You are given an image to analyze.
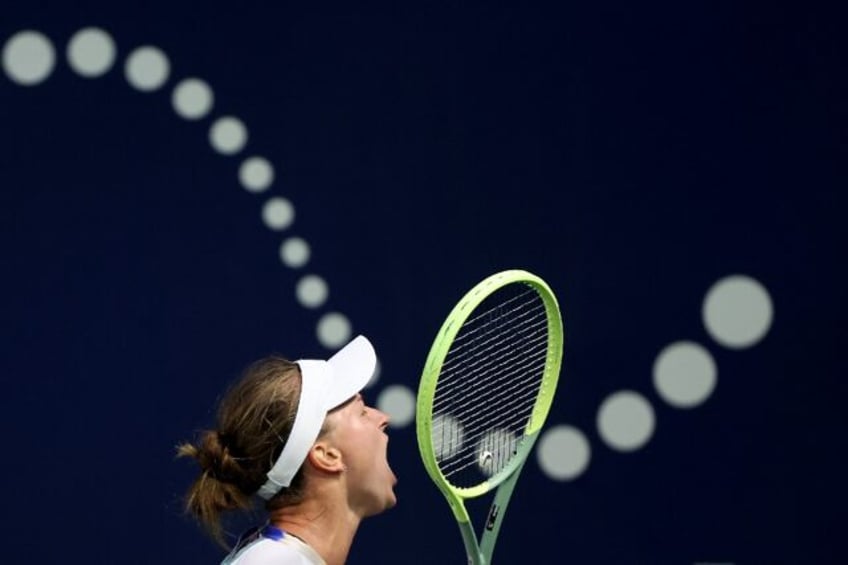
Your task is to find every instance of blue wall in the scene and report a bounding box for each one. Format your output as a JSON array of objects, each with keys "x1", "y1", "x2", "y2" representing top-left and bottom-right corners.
[{"x1": 1, "y1": 2, "x2": 845, "y2": 563}]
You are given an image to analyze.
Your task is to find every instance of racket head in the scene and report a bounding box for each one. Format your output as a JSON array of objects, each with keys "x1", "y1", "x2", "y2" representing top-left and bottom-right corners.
[{"x1": 416, "y1": 269, "x2": 564, "y2": 501}]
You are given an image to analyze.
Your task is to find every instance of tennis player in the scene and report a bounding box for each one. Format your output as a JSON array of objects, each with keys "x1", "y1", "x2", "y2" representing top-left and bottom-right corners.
[{"x1": 178, "y1": 335, "x2": 397, "y2": 564}]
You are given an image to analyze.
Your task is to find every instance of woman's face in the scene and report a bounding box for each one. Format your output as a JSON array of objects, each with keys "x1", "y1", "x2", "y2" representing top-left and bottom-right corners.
[{"x1": 324, "y1": 394, "x2": 397, "y2": 516}]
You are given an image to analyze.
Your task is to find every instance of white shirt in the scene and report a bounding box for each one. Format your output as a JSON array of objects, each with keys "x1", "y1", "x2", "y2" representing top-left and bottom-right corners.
[{"x1": 222, "y1": 525, "x2": 326, "y2": 565}]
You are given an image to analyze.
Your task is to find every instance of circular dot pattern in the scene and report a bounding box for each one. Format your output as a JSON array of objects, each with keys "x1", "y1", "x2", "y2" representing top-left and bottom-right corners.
[
  {"x1": 239, "y1": 156, "x2": 275, "y2": 193},
  {"x1": 317, "y1": 313, "x2": 352, "y2": 349},
  {"x1": 262, "y1": 197, "x2": 295, "y2": 231},
  {"x1": 280, "y1": 237, "x2": 310, "y2": 268},
  {"x1": 653, "y1": 341, "x2": 717, "y2": 408},
  {"x1": 125, "y1": 46, "x2": 170, "y2": 91},
  {"x1": 296, "y1": 275, "x2": 328, "y2": 309},
  {"x1": 432, "y1": 414, "x2": 465, "y2": 462},
  {"x1": 209, "y1": 116, "x2": 247, "y2": 154},
  {"x1": 377, "y1": 385, "x2": 416, "y2": 428},
  {"x1": 703, "y1": 275, "x2": 774, "y2": 349},
  {"x1": 537, "y1": 425, "x2": 591, "y2": 481},
  {"x1": 172, "y1": 78, "x2": 214, "y2": 119},
  {"x1": 67, "y1": 27, "x2": 115, "y2": 77},
  {"x1": 2, "y1": 30, "x2": 55, "y2": 85},
  {"x1": 597, "y1": 390, "x2": 655, "y2": 452},
  {"x1": 1, "y1": 27, "x2": 777, "y2": 490}
]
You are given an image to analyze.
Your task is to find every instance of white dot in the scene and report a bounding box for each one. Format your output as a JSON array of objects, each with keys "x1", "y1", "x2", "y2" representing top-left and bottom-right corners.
[
  {"x1": 432, "y1": 414, "x2": 465, "y2": 461},
  {"x1": 477, "y1": 429, "x2": 518, "y2": 477},
  {"x1": 296, "y1": 275, "x2": 328, "y2": 309},
  {"x1": 172, "y1": 78, "x2": 214, "y2": 119},
  {"x1": 536, "y1": 425, "x2": 591, "y2": 481},
  {"x1": 239, "y1": 156, "x2": 275, "y2": 193},
  {"x1": 2, "y1": 30, "x2": 56, "y2": 85},
  {"x1": 317, "y1": 313, "x2": 352, "y2": 348},
  {"x1": 653, "y1": 341, "x2": 717, "y2": 408},
  {"x1": 209, "y1": 116, "x2": 248, "y2": 155},
  {"x1": 262, "y1": 197, "x2": 295, "y2": 231},
  {"x1": 597, "y1": 391, "x2": 655, "y2": 452},
  {"x1": 125, "y1": 46, "x2": 169, "y2": 91},
  {"x1": 377, "y1": 385, "x2": 416, "y2": 428},
  {"x1": 279, "y1": 237, "x2": 310, "y2": 268},
  {"x1": 66, "y1": 27, "x2": 115, "y2": 77},
  {"x1": 703, "y1": 275, "x2": 774, "y2": 349}
]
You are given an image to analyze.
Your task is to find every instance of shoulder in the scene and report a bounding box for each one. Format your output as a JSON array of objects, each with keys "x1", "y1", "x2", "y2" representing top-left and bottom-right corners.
[{"x1": 222, "y1": 536, "x2": 323, "y2": 565}]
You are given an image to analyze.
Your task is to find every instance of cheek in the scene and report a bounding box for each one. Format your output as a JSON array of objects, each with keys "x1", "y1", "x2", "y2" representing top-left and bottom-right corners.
[
  {"x1": 373, "y1": 434, "x2": 389, "y2": 458},
  {"x1": 359, "y1": 432, "x2": 384, "y2": 461}
]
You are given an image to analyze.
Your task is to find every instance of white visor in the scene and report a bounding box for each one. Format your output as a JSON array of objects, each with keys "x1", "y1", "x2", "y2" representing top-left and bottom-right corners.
[{"x1": 256, "y1": 335, "x2": 376, "y2": 499}]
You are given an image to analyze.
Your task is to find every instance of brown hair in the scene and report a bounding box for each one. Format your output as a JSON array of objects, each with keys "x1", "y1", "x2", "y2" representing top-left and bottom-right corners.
[{"x1": 177, "y1": 355, "x2": 311, "y2": 547}]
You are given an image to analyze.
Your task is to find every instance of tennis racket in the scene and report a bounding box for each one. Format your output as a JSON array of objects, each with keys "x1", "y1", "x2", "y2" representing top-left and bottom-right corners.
[{"x1": 416, "y1": 269, "x2": 564, "y2": 565}]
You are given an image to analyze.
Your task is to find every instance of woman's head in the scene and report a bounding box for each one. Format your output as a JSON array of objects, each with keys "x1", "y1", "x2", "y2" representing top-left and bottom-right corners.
[{"x1": 178, "y1": 336, "x2": 379, "y2": 546}]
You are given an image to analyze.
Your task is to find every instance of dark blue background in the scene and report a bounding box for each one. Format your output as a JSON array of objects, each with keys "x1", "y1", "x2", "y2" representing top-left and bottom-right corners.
[{"x1": 2, "y1": 2, "x2": 845, "y2": 563}]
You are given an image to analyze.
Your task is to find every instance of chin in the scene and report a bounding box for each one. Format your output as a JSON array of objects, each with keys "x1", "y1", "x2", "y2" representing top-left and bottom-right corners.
[
  {"x1": 364, "y1": 497, "x2": 396, "y2": 518},
  {"x1": 379, "y1": 488, "x2": 398, "y2": 514}
]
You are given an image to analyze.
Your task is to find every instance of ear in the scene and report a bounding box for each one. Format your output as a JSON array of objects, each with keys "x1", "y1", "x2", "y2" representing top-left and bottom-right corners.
[{"x1": 306, "y1": 440, "x2": 345, "y2": 474}]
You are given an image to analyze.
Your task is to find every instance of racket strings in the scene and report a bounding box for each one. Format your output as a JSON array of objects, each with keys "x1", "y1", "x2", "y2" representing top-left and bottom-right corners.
[
  {"x1": 433, "y1": 379, "x2": 539, "y2": 454},
  {"x1": 435, "y1": 294, "x2": 548, "y2": 414},
  {"x1": 435, "y1": 321, "x2": 548, "y2": 398},
  {"x1": 433, "y1": 354, "x2": 538, "y2": 473},
  {"x1": 430, "y1": 284, "x2": 550, "y2": 488},
  {"x1": 433, "y1": 335, "x2": 547, "y2": 415},
  {"x1": 434, "y1": 351, "x2": 546, "y2": 447},
  {"x1": 453, "y1": 287, "x2": 540, "y2": 338},
  {"x1": 439, "y1": 374, "x2": 540, "y2": 438},
  {"x1": 443, "y1": 293, "x2": 545, "y2": 367},
  {"x1": 434, "y1": 300, "x2": 547, "y2": 404},
  {"x1": 436, "y1": 399, "x2": 537, "y2": 475}
]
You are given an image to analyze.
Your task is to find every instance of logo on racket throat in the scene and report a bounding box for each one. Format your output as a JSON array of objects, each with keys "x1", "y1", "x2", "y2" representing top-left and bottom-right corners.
[{"x1": 485, "y1": 503, "x2": 501, "y2": 531}]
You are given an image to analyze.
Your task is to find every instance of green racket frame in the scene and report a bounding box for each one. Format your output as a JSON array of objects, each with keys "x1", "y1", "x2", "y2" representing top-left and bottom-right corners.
[{"x1": 416, "y1": 269, "x2": 564, "y2": 565}]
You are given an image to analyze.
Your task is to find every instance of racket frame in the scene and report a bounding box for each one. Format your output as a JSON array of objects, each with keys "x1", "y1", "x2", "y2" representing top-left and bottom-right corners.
[{"x1": 416, "y1": 270, "x2": 564, "y2": 565}]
